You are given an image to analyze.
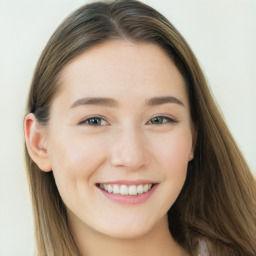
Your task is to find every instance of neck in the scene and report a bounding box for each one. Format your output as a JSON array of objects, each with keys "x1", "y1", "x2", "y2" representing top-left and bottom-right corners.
[{"x1": 70, "y1": 214, "x2": 187, "y2": 256}]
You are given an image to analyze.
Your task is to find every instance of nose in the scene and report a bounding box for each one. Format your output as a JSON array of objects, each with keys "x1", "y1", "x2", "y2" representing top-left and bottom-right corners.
[{"x1": 110, "y1": 125, "x2": 150, "y2": 171}]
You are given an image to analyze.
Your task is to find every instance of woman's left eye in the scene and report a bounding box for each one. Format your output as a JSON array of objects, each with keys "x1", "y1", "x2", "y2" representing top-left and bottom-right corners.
[
  {"x1": 147, "y1": 116, "x2": 176, "y2": 125},
  {"x1": 79, "y1": 117, "x2": 108, "y2": 126}
]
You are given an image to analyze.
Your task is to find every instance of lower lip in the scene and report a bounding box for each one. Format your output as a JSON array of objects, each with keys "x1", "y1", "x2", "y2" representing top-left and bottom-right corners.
[{"x1": 98, "y1": 185, "x2": 158, "y2": 205}]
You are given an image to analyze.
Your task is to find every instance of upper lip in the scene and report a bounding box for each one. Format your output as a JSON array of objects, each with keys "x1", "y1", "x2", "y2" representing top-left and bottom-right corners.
[{"x1": 96, "y1": 180, "x2": 157, "y2": 185}]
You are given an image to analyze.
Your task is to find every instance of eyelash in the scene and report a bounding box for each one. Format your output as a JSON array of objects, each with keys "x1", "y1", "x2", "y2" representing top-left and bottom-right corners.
[{"x1": 79, "y1": 115, "x2": 177, "y2": 126}]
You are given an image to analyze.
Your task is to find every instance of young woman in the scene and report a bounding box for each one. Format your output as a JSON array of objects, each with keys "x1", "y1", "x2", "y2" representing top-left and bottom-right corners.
[{"x1": 24, "y1": 1, "x2": 256, "y2": 255}]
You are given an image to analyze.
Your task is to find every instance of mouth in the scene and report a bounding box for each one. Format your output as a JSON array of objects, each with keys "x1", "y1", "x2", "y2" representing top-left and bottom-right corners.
[{"x1": 96, "y1": 183, "x2": 155, "y2": 196}]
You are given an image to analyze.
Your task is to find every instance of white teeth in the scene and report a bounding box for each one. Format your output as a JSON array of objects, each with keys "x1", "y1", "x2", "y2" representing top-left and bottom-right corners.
[
  {"x1": 107, "y1": 184, "x2": 113, "y2": 193},
  {"x1": 112, "y1": 184, "x2": 119, "y2": 194},
  {"x1": 137, "y1": 185, "x2": 144, "y2": 194},
  {"x1": 128, "y1": 185, "x2": 137, "y2": 196},
  {"x1": 143, "y1": 184, "x2": 149, "y2": 192},
  {"x1": 99, "y1": 183, "x2": 154, "y2": 196},
  {"x1": 120, "y1": 185, "x2": 129, "y2": 195}
]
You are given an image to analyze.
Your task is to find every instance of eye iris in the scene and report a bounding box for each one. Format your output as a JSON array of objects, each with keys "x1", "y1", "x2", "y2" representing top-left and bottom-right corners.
[
  {"x1": 151, "y1": 117, "x2": 163, "y2": 124},
  {"x1": 88, "y1": 118, "x2": 101, "y2": 125}
]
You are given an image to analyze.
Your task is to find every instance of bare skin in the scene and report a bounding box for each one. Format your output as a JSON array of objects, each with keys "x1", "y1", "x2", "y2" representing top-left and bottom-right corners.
[{"x1": 70, "y1": 213, "x2": 188, "y2": 256}]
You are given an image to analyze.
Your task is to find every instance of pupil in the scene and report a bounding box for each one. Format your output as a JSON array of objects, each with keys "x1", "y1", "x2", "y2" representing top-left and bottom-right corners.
[{"x1": 90, "y1": 118, "x2": 100, "y2": 125}]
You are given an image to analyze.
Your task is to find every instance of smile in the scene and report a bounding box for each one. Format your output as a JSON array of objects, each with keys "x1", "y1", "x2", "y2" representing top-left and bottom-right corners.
[{"x1": 97, "y1": 183, "x2": 154, "y2": 196}]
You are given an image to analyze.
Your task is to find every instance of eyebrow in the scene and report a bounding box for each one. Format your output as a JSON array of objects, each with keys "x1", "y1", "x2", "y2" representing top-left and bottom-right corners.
[
  {"x1": 145, "y1": 96, "x2": 184, "y2": 107},
  {"x1": 70, "y1": 97, "x2": 119, "y2": 108},
  {"x1": 70, "y1": 96, "x2": 184, "y2": 109}
]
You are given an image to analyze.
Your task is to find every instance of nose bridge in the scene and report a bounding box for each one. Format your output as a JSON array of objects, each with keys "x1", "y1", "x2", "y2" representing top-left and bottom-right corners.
[{"x1": 110, "y1": 123, "x2": 149, "y2": 170}]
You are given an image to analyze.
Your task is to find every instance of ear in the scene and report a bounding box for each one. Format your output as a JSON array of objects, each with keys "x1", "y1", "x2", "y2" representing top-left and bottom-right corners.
[
  {"x1": 24, "y1": 113, "x2": 52, "y2": 172},
  {"x1": 189, "y1": 124, "x2": 198, "y2": 161}
]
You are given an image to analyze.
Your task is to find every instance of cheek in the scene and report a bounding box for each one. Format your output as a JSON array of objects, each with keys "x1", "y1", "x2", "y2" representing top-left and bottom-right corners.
[
  {"x1": 48, "y1": 130, "x2": 108, "y2": 188},
  {"x1": 152, "y1": 128, "x2": 192, "y2": 176},
  {"x1": 155, "y1": 129, "x2": 192, "y2": 166},
  {"x1": 144, "y1": 129, "x2": 192, "y2": 217}
]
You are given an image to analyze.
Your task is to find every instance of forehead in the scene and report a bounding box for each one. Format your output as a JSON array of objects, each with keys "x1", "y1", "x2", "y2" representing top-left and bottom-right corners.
[{"x1": 56, "y1": 40, "x2": 188, "y2": 107}]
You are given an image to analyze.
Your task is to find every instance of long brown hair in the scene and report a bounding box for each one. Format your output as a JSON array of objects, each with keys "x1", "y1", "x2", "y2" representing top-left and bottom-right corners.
[{"x1": 24, "y1": 1, "x2": 256, "y2": 255}]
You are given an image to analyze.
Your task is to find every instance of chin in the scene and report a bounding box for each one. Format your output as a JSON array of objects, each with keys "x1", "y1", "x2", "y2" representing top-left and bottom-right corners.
[
  {"x1": 103, "y1": 227, "x2": 151, "y2": 240},
  {"x1": 97, "y1": 218, "x2": 158, "y2": 240}
]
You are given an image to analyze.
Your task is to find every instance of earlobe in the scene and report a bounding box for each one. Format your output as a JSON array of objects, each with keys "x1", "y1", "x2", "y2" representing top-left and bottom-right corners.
[{"x1": 24, "y1": 113, "x2": 52, "y2": 172}]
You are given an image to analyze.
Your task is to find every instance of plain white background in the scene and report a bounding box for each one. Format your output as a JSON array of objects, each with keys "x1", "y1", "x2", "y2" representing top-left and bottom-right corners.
[{"x1": 0, "y1": 0, "x2": 255, "y2": 255}]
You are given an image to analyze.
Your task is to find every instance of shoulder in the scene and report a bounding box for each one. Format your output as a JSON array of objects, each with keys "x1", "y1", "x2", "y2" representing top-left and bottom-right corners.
[{"x1": 198, "y1": 239, "x2": 210, "y2": 256}]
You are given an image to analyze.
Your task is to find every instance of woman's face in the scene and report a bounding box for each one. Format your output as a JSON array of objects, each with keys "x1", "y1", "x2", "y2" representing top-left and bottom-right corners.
[{"x1": 43, "y1": 40, "x2": 195, "y2": 239}]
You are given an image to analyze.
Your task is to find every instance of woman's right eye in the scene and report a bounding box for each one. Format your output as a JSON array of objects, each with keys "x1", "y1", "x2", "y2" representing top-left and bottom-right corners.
[{"x1": 79, "y1": 117, "x2": 108, "y2": 126}]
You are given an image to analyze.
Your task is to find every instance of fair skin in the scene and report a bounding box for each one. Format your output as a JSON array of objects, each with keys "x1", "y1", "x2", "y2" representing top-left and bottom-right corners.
[{"x1": 25, "y1": 40, "x2": 195, "y2": 256}]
